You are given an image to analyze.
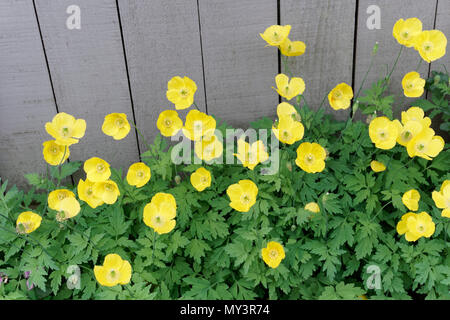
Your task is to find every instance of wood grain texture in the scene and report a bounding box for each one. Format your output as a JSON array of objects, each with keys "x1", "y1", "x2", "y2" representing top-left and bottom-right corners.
[
  {"x1": 198, "y1": 0, "x2": 278, "y2": 127},
  {"x1": 281, "y1": 0, "x2": 357, "y2": 121},
  {"x1": 34, "y1": 0, "x2": 140, "y2": 182},
  {"x1": 354, "y1": 0, "x2": 437, "y2": 120},
  {"x1": 0, "y1": 0, "x2": 57, "y2": 188},
  {"x1": 118, "y1": 0, "x2": 206, "y2": 150},
  {"x1": 430, "y1": 0, "x2": 450, "y2": 74}
]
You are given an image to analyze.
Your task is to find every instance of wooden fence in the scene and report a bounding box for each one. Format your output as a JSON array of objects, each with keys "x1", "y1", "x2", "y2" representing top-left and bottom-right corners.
[{"x1": 1, "y1": 0, "x2": 449, "y2": 188}]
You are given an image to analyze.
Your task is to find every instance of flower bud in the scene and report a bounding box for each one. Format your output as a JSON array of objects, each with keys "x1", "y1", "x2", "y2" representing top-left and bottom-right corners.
[
  {"x1": 296, "y1": 95, "x2": 302, "y2": 105},
  {"x1": 434, "y1": 75, "x2": 440, "y2": 84},
  {"x1": 372, "y1": 42, "x2": 379, "y2": 55},
  {"x1": 286, "y1": 161, "x2": 292, "y2": 172},
  {"x1": 174, "y1": 175, "x2": 181, "y2": 185}
]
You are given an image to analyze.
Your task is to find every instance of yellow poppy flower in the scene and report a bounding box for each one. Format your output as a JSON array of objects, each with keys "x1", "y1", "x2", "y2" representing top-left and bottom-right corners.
[
  {"x1": 48, "y1": 189, "x2": 76, "y2": 211},
  {"x1": 94, "y1": 253, "x2": 132, "y2": 287},
  {"x1": 401, "y1": 106, "x2": 432, "y2": 129},
  {"x1": 397, "y1": 211, "x2": 435, "y2": 242},
  {"x1": 370, "y1": 160, "x2": 386, "y2": 173},
  {"x1": 143, "y1": 193, "x2": 177, "y2": 234},
  {"x1": 182, "y1": 110, "x2": 216, "y2": 141},
  {"x1": 295, "y1": 142, "x2": 326, "y2": 173},
  {"x1": 102, "y1": 113, "x2": 131, "y2": 140},
  {"x1": 45, "y1": 112, "x2": 86, "y2": 146},
  {"x1": 276, "y1": 102, "x2": 300, "y2": 121},
  {"x1": 226, "y1": 180, "x2": 258, "y2": 213},
  {"x1": 93, "y1": 180, "x2": 120, "y2": 205},
  {"x1": 272, "y1": 115, "x2": 304, "y2": 145},
  {"x1": 402, "y1": 72, "x2": 425, "y2": 97},
  {"x1": 273, "y1": 73, "x2": 305, "y2": 100},
  {"x1": 16, "y1": 212, "x2": 42, "y2": 234},
  {"x1": 55, "y1": 197, "x2": 81, "y2": 222},
  {"x1": 156, "y1": 110, "x2": 183, "y2": 137},
  {"x1": 402, "y1": 189, "x2": 420, "y2": 211},
  {"x1": 414, "y1": 30, "x2": 447, "y2": 63},
  {"x1": 42, "y1": 140, "x2": 70, "y2": 166},
  {"x1": 126, "y1": 162, "x2": 151, "y2": 188},
  {"x1": 279, "y1": 38, "x2": 306, "y2": 56},
  {"x1": 328, "y1": 83, "x2": 354, "y2": 110},
  {"x1": 194, "y1": 135, "x2": 223, "y2": 162},
  {"x1": 77, "y1": 178, "x2": 104, "y2": 209},
  {"x1": 261, "y1": 241, "x2": 285, "y2": 269},
  {"x1": 368, "y1": 117, "x2": 399, "y2": 150},
  {"x1": 432, "y1": 180, "x2": 450, "y2": 218},
  {"x1": 393, "y1": 119, "x2": 424, "y2": 146},
  {"x1": 304, "y1": 202, "x2": 320, "y2": 213},
  {"x1": 166, "y1": 76, "x2": 197, "y2": 110},
  {"x1": 406, "y1": 127, "x2": 444, "y2": 160},
  {"x1": 234, "y1": 140, "x2": 269, "y2": 170},
  {"x1": 83, "y1": 157, "x2": 111, "y2": 182},
  {"x1": 190, "y1": 167, "x2": 212, "y2": 192},
  {"x1": 260, "y1": 25, "x2": 291, "y2": 46},
  {"x1": 392, "y1": 18, "x2": 423, "y2": 47}
]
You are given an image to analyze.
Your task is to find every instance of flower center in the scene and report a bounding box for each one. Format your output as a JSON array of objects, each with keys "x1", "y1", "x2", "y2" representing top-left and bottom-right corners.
[
  {"x1": 51, "y1": 147, "x2": 58, "y2": 154},
  {"x1": 180, "y1": 89, "x2": 189, "y2": 97},
  {"x1": 115, "y1": 119, "x2": 125, "y2": 128},
  {"x1": 282, "y1": 130, "x2": 290, "y2": 139},
  {"x1": 153, "y1": 214, "x2": 165, "y2": 227},
  {"x1": 378, "y1": 129, "x2": 387, "y2": 140},
  {"x1": 107, "y1": 269, "x2": 120, "y2": 283},
  {"x1": 305, "y1": 154, "x2": 315, "y2": 164},
  {"x1": 416, "y1": 223, "x2": 425, "y2": 233},
  {"x1": 16, "y1": 222, "x2": 32, "y2": 234},
  {"x1": 200, "y1": 176, "x2": 208, "y2": 184},
  {"x1": 333, "y1": 90, "x2": 342, "y2": 99},
  {"x1": 402, "y1": 131, "x2": 412, "y2": 142},
  {"x1": 137, "y1": 171, "x2": 144, "y2": 178},
  {"x1": 61, "y1": 127, "x2": 70, "y2": 137},
  {"x1": 87, "y1": 188, "x2": 93, "y2": 196},
  {"x1": 269, "y1": 249, "x2": 278, "y2": 259},
  {"x1": 423, "y1": 42, "x2": 433, "y2": 52},
  {"x1": 97, "y1": 164, "x2": 105, "y2": 172},
  {"x1": 105, "y1": 183, "x2": 113, "y2": 192},
  {"x1": 417, "y1": 143, "x2": 425, "y2": 151},
  {"x1": 58, "y1": 193, "x2": 66, "y2": 200},
  {"x1": 164, "y1": 119, "x2": 172, "y2": 127},
  {"x1": 240, "y1": 194, "x2": 251, "y2": 205},
  {"x1": 402, "y1": 31, "x2": 409, "y2": 39}
]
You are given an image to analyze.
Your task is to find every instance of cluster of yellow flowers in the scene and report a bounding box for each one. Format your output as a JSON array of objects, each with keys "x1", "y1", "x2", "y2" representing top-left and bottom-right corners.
[
  {"x1": 14, "y1": 18, "x2": 449, "y2": 287},
  {"x1": 369, "y1": 107, "x2": 444, "y2": 160},
  {"x1": 393, "y1": 18, "x2": 447, "y2": 98},
  {"x1": 260, "y1": 25, "x2": 306, "y2": 57},
  {"x1": 393, "y1": 18, "x2": 447, "y2": 63}
]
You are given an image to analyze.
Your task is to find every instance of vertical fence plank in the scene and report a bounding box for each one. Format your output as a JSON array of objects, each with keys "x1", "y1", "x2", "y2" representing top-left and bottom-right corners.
[
  {"x1": 354, "y1": 0, "x2": 437, "y2": 120},
  {"x1": 118, "y1": 0, "x2": 206, "y2": 150},
  {"x1": 34, "y1": 0, "x2": 140, "y2": 181},
  {"x1": 0, "y1": 0, "x2": 57, "y2": 188},
  {"x1": 281, "y1": 0, "x2": 357, "y2": 120},
  {"x1": 430, "y1": 0, "x2": 450, "y2": 73},
  {"x1": 198, "y1": 0, "x2": 278, "y2": 127}
]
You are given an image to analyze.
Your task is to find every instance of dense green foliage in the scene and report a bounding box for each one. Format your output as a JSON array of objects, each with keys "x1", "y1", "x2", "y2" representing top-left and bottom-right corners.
[{"x1": 0, "y1": 71, "x2": 449, "y2": 300}]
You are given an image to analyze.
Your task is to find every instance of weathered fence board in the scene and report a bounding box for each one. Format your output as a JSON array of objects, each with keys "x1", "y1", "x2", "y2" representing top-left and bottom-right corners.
[
  {"x1": 431, "y1": 0, "x2": 450, "y2": 73},
  {"x1": 198, "y1": 0, "x2": 278, "y2": 127},
  {"x1": 0, "y1": 0, "x2": 57, "y2": 187},
  {"x1": 281, "y1": 0, "x2": 357, "y2": 120},
  {"x1": 0, "y1": 0, "x2": 448, "y2": 189},
  {"x1": 354, "y1": 0, "x2": 437, "y2": 120},
  {"x1": 34, "y1": 0, "x2": 140, "y2": 182},
  {"x1": 118, "y1": 0, "x2": 206, "y2": 152}
]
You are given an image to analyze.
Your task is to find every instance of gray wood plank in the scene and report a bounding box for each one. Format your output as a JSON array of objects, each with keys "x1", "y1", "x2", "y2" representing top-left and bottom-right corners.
[
  {"x1": 0, "y1": 0, "x2": 57, "y2": 188},
  {"x1": 430, "y1": 0, "x2": 450, "y2": 74},
  {"x1": 354, "y1": 0, "x2": 437, "y2": 120},
  {"x1": 118, "y1": 0, "x2": 206, "y2": 151},
  {"x1": 198, "y1": 0, "x2": 278, "y2": 127},
  {"x1": 281, "y1": 0, "x2": 357, "y2": 121},
  {"x1": 34, "y1": 0, "x2": 140, "y2": 181}
]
